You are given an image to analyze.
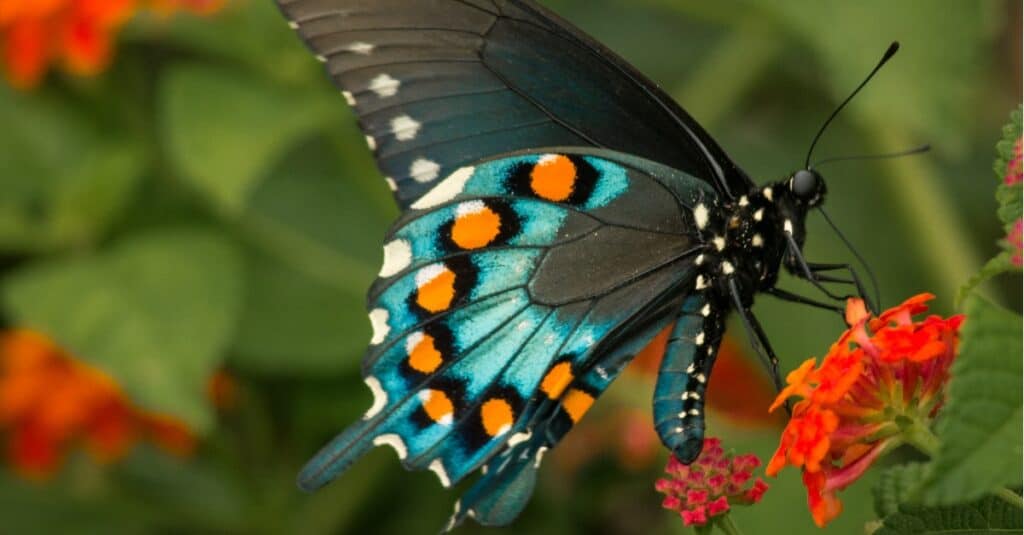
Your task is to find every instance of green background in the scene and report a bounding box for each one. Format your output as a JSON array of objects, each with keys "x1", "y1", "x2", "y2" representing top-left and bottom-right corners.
[{"x1": 0, "y1": 0, "x2": 1019, "y2": 533}]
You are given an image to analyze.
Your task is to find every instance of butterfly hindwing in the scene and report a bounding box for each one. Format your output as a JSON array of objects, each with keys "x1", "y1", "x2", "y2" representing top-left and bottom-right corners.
[
  {"x1": 298, "y1": 149, "x2": 714, "y2": 495},
  {"x1": 275, "y1": 0, "x2": 752, "y2": 209}
]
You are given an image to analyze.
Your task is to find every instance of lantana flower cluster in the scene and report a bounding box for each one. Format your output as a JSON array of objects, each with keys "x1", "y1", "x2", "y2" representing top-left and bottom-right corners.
[
  {"x1": 0, "y1": 0, "x2": 223, "y2": 89},
  {"x1": 766, "y1": 293, "x2": 963, "y2": 527},
  {"x1": 0, "y1": 329, "x2": 204, "y2": 480},
  {"x1": 655, "y1": 438, "x2": 769, "y2": 527}
]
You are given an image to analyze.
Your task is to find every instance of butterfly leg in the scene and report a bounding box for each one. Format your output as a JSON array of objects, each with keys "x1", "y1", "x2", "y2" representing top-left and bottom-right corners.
[
  {"x1": 783, "y1": 234, "x2": 857, "y2": 304},
  {"x1": 727, "y1": 279, "x2": 785, "y2": 395},
  {"x1": 806, "y1": 262, "x2": 878, "y2": 314},
  {"x1": 765, "y1": 287, "x2": 845, "y2": 317}
]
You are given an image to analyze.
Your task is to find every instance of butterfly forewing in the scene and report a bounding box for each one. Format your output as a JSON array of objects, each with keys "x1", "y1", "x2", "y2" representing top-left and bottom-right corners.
[{"x1": 275, "y1": 0, "x2": 752, "y2": 208}]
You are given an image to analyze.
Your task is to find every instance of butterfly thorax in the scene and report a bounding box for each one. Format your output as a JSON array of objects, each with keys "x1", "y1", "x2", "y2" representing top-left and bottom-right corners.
[{"x1": 690, "y1": 180, "x2": 813, "y2": 306}]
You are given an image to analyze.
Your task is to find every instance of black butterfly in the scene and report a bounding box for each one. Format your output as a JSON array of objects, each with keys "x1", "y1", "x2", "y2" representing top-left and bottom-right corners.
[{"x1": 275, "y1": 0, "x2": 894, "y2": 529}]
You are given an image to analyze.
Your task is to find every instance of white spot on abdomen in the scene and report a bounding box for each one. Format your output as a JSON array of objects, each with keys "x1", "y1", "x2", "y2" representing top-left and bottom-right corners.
[
  {"x1": 369, "y1": 73, "x2": 400, "y2": 98},
  {"x1": 784, "y1": 219, "x2": 794, "y2": 234},
  {"x1": 410, "y1": 158, "x2": 441, "y2": 183},
  {"x1": 693, "y1": 203, "x2": 709, "y2": 229},
  {"x1": 391, "y1": 115, "x2": 421, "y2": 141},
  {"x1": 379, "y1": 239, "x2": 412, "y2": 277},
  {"x1": 411, "y1": 166, "x2": 475, "y2": 210},
  {"x1": 369, "y1": 308, "x2": 390, "y2": 345}
]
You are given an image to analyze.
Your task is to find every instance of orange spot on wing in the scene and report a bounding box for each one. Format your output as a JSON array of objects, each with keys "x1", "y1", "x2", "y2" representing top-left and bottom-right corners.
[
  {"x1": 480, "y1": 398, "x2": 513, "y2": 436},
  {"x1": 408, "y1": 334, "x2": 443, "y2": 373},
  {"x1": 540, "y1": 361, "x2": 573, "y2": 399},
  {"x1": 530, "y1": 155, "x2": 576, "y2": 201},
  {"x1": 416, "y1": 268, "x2": 456, "y2": 313},
  {"x1": 422, "y1": 389, "x2": 454, "y2": 424},
  {"x1": 561, "y1": 388, "x2": 595, "y2": 423},
  {"x1": 450, "y1": 206, "x2": 501, "y2": 249}
]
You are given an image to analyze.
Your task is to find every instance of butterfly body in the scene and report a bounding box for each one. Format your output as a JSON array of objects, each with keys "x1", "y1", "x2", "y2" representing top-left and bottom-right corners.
[{"x1": 276, "y1": 0, "x2": 844, "y2": 529}]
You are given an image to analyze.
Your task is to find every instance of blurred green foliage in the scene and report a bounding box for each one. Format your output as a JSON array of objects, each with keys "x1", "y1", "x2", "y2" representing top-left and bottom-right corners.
[{"x1": 0, "y1": 0, "x2": 1019, "y2": 534}]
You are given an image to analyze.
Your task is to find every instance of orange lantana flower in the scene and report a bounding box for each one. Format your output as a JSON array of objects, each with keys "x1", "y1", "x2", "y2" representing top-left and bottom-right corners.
[
  {"x1": 766, "y1": 293, "x2": 963, "y2": 527},
  {"x1": 0, "y1": 0, "x2": 223, "y2": 89},
  {"x1": 0, "y1": 329, "x2": 199, "y2": 480}
]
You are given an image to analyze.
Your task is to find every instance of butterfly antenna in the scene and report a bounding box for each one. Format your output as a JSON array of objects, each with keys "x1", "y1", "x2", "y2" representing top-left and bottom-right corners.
[
  {"x1": 818, "y1": 206, "x2": 881, "y2": 312},
  {"x1": 804, "y1": 41, "x2": 900, "y2": 168},
  {"x1": 812, "y1": 143, "x2": 930, "y2": 169}
]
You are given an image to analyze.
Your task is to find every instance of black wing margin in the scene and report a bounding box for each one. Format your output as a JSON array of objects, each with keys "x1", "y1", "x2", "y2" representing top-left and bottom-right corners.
[{"x1": 275, "y1": 0, "x2": 753, "y2": 209}]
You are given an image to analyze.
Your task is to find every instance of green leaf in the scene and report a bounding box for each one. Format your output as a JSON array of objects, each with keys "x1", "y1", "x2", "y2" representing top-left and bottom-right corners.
[
  {"x1": 753, "y1": 0, "x2": 996, "y2": 149},
  {"x1": 956, "y1": 253, "x2": 1016, "y2": 307},
  {"x1": 1, "y1": 228, "x2": 244, "y2": 432},
  {"x1": 230, "y1": 250, "x2": 367, "y2": 375},
  {"x1": 873, "y1": 495, "x2": 1022, "y2": 535},
  {"x1": 0, "y1": 84, "x2": 144, "y2": 253},
  {"x1": 874, "y1": 463, "x2": 931, "y2": 517},
  {"x1": 920, "y1": 296, "x2": 1023, "y2": 505},
  {"x1": 229, "y1": 138, "x2": 389, "y2": 374},
  {"x1": 160, "y1": 64, "x2": 337, "y2": 214}
]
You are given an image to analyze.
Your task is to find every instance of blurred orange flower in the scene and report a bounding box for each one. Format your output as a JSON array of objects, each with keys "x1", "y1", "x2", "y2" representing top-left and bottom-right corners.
[
  {"x1": 0, "y1": 0, "x2": 223, "y2": 89},
  {"x1": 0, "y1": 329, "x2": 224, "y2": 480},
  {"x1": 766, "y1": 294, "x2": 963, "y2": 527}
]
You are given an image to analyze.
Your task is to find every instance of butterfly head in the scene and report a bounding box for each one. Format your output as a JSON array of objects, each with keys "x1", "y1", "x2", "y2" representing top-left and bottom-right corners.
[{"x1": 788, "y1": 169, "x2": 827, "y2": 208}]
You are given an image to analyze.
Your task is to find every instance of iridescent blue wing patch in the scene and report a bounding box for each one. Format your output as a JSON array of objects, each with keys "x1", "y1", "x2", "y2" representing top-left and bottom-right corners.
[{"x1": 297, "y1": 149, "x2": 714, "y2": 520}]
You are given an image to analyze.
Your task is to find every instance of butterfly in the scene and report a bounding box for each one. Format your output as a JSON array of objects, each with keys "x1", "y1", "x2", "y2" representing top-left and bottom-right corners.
[{"x1": 275, "y1": 0, "x2": 892, "y2": 529}]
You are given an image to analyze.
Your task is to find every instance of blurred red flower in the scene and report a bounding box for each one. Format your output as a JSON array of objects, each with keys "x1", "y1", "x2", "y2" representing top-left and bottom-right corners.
[
  {"x1": 766, "y1": 294, "x2": 963, "y2": 527},
  {"x1": 0, "y1": 0, "x2": 223, "y2": 89},
  {"x1": 655, "y1": 437, "x2": 768, "y2": 528},
  {"x1": 0, "y1": 329, "x2": 225, "y2": 480}
]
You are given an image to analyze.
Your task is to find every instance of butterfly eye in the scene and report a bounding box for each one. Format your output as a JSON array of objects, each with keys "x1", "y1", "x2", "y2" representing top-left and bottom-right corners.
[{"x1": 790, "y1": 169, "x2": 822, "y2": 201}]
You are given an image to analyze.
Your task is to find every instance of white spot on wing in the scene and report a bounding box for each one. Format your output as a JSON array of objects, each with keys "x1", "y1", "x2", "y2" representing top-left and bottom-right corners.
[
  {"x1": 410, "y1": 158, "x2": 441, "y2": 183},
  {"x1": 373, "y1": 434, "x2": 407, "y2": 459},
  {"x1": 391, "y1": 115, "x2": 421, "y2": 141},
  {"x1": 455, "y1": 200, "x2": 486, "y2": 217},
  {"x1": 363, "y1": 376, "x2": 387, "y2": 419},
  {"x1": 346, "y1": 41, "x2": 375, "y2": 55},
  {"x1": 429, "y1": 459, "x2": 452, "y2": 488},
  {"x1": 385, "y1": 177, "x2": 398, "y2": 191},
  {"x1": 316, "y1": 54, "x2": 328, "y2": 63},
  {"x1": 415, "y1": 263, "x2": 447, "y2": 288},
  {"x1": 288, "y1": 21, "x2": 299, "y2": 29},
  {"x1": 507, "y1": 431, "x2": 532, "y2": 448},
  {"x1": 379, "y1": 239, "x2": 412, "y2": 277},
  {"x1": 369, "y1": 73, "x2": 400, "y2": 97},
  {"x1": 369, "y1": 308, "x2": 389, "y2": 345},
  {"x1": 534, "y1": 446, "x2": 548, "y2": 468},
  {"x1": 365, "y1": 135, "x2": 377, "y2": 151},
  {"x1": 693, "y1": 204, "x2": 709, "y2": 229},
  {"x1": 411, "y1": 166, "x2": 475, "y2": 209},
  {"x1": 341, "y1": 91, "x2": 355, "y2": 106}
]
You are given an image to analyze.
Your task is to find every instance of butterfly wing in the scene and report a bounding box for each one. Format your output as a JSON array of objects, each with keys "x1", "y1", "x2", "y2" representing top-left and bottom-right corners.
[
  {"x1": 297, "y1": 149, "x2": 713, "y2": 500},
  {"x1": 275, "y1": 0, "x2": 753, "y2": 209}
]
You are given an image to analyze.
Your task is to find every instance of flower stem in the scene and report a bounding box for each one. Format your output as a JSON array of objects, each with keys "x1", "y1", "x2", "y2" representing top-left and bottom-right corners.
[
  {"x1": 993, "y1": 487, "x2": 1023, "y2": 509},
  {"x1": 715, "y1": 514, "x2": 745, "y2": 535},
  {"x1": 901, "y1": 421, "x2": 940, "y2": 457}
]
